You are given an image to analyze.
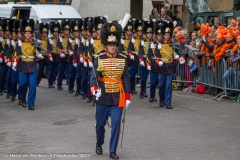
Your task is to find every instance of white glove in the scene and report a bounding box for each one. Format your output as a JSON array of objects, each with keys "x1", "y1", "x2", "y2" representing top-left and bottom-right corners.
[
  {"x1": 140, "y1": 61, "x2": 145, "y2": 66},
  {"x1": 7, "y1": 62, "x2": 11, "y2": 67},
  {"x1": 84, "y1": 61, "x2": 88, "y2": 67},
  {"x1": 89, "y1": 61, "x2": 93, "y2": 68},
  {"x1": 150, "y1": 42, "x2": 155, "y2": 49},
  {"x1": 121, "y1": 39, "x2": 124, "y2": 44},
  {"x1": 49, "y1": 57, "x2": 53, "y2": 61},
  {"x1": 86, "y1": 41, "x2": 89, "y2": 46},
  {"x1": 131, "y1": 38, "x2": 135, "y2": 43},
  {"x1": 93, "y1": 89, "x2": 101, "y2": 98},
  {"x1": 69, "y1": 51, "x2": 73, "y2": 56},
  {"x1": 90, "y1": 38, "x2": 94, "y2": 44},
  {"x1": 13, "y1": 62, "x2": 17, "y2": 68},
  {"x1": 141, "y1": 40, "x2": 145, "y2": 46},
  {"x1": 69, "y1": 38, "x2": 73, "y2": 43},
  {"x1": 12, "y1": 66, "x2": 16, "y2": 71},
  {"x1": 158, "y1": 61, "x2": 163, "y2": 67},
  {"x1": 147, "y1": 66, "x2": 151, "y2": 71},
  {"x1": 73, "y1": 63, "x2": 77, "y2": 68},
  {"x1": 79, "y1": 57, "x2": 83, "y2": 63},
  {"x1": 130, "y1": 55, "x2": 134, "y2": 60},
  {"x1": 0, "y1": 58, "x2": 2, "y2": 63},
  {"x1": 60, "y1": 54, "x2": 65, "y2": 58},
  {"x1": 37, "y1": 54, "x2": 44, "y2": 59},
  {"x1": 174, "y1": 54, "x2": 179, "y2": 60},
  {"x1": 125, "y1": 100, "x2": 131, "y2": 109},
  {"x1": 158, "y1": 43, "x2": 162, "y2": 49}
]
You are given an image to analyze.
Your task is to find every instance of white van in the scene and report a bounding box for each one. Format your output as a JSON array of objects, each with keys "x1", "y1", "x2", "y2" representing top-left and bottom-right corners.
[{"x1": 0, "y1": 1, "x2": 81, "y2": 23}]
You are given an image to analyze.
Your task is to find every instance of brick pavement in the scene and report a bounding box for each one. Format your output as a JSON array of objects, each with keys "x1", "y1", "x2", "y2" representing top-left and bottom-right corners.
[{"x1": 0, "y1": 79, "x2": 240, "y2": 160}]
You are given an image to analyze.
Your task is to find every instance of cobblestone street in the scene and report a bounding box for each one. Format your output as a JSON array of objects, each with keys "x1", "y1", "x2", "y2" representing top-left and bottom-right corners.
[{"x1": 0, "y1": 79, "x2": 240, "y2": 160}]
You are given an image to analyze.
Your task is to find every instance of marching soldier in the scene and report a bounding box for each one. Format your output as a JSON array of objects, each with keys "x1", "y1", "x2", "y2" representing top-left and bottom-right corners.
[
  {"x1": 81, "y1": 17, "x2": 93, "y2": 101},
  {"x1": 68, "y1": 20, "x2": 80, "y2": 93},
  {"x1": 118, "y1": 19, "x2": 133, "y2": 56},
  {"x1": 13, "y1": 19, "x2": 38, "y2": 110},
  {"x1": 138, "y1": 20, "x2": 153, "y2": 98},
  {"x1": 127, "y1": 20, "x2": 143, "y2": 94},
  {"x1": 11, "y1": 20, "x2": 23, "y2": 102},
  {"x1": 6, "y1": 20, "x2": 16, "y2": 99},
  {"x1": 36, "y1": 22, "x2": 49, "y2": 87},
  {"x1": 47, "y1": 21, "x2": 61, "y2": 88},
  {"x1": 73, "y1": 19, "x2": 85, "y2": 96},
  {"x1": 56, "y1": 19, "x2": 73, "y2": 90},
  {"x1": 90, "y1": 22, "x2": 131, "y2": 160},
  {"x1": 0, "y1": 19, "x2": 11, "y2": 95},
  {"x1": 157, "y1": 21, "x2": 179, "y2": 109},
  {"x1": 147, "y1": 21, "x2": 163, "y2": 102}
]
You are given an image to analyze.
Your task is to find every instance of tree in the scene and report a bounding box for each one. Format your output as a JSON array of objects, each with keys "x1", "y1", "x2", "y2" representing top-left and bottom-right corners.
[{"x1": 233, "y1": 0, "x2": 240, "y2": 10}]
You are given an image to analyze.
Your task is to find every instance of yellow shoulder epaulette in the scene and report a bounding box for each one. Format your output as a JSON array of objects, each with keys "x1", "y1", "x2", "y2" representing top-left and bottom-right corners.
[
  {"x1": 94, "y1": 52, "x2": 106, "y2": 58},
  {"x1": 119, "y1": 53, "x2": 127, "y2": 58}
]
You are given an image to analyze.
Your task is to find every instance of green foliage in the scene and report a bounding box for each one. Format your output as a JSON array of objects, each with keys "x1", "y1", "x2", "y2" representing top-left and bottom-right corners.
[{"x1": 234, "y1": 0, "x2": 240, "y2": 10}]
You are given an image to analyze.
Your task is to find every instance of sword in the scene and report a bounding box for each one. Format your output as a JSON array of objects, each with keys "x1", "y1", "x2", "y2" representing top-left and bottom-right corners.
[{"x1": 121, "y1": 108, "x2": 126, "y2": 148}]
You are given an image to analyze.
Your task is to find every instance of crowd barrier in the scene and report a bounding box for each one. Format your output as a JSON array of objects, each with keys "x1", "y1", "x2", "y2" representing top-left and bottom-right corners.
[{"x1": 173, "y1": 56, "x2": 240, "y2": 102}]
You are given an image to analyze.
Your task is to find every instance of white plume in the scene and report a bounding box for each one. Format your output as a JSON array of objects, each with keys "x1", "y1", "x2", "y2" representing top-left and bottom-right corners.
[{"x1": 120, "y1": 13, "x2": 131, "y2": 29}]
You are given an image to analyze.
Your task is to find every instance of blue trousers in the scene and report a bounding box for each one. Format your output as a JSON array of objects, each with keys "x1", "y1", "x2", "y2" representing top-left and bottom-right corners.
[
  {"x1": 81, "y1": 67, "x2": 88, "y2": 95},
  {"x1": 19, "y1": 72, "x2": 37, "y2": 107},
  {"x1": 130, "y1": 65, "x2": 138, "y2": 92},
  {"x1": 76, "y1": 65, "x2": 82, "y2": 93},
  {"x1": 0, "y1": 63, "x2": 8, "y2": 93},
  {"x1": 158, "y1": 74, "x2": 174, "y2": 106},
  {"x1": 65, "y1": 63, "x2": 70, "y2": 85},
  {"x1": 95, "y1": 104, "x2": 123, "y2": 153},
  {"x1": 6, "y1": 67, "x2": 12, "y2": 95},
  {"x1": 57, "y1": 62, "x2": 68, "y2": 88},
  {"x1": 140, "y1": 68, "x2": 149, "y2": 94},
  {"x1": 223, "y1": 67, "x2": 235, "y2": 89},
  {"x1": 48, "y1": 61, "x2": 58, "y2": 86},
  {"x1": 37, "y1": 63, "x2": 48, "y2": 85},
  {"x1": 150, "y1": 72, "x2": 158, "y2": 98},
  {"x1": 68, "y1": 63, "x2": 76, "y2": 91},
  {"x1": 12, "y1": 69, "x2": 19, "y2": 96},
  {"x1": 87, "y1": 69, "x2": 92, "y2": 98}
]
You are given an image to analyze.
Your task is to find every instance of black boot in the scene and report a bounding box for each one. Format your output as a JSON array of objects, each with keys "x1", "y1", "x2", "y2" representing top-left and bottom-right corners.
[
  {"x1": 143, "y1": 93, "x2": 148, "y2": 97},
  {"x1": 95, "y1": 146, "x2": 102, "y2": 155},
  {"x1": 110, "y1": 152, "x2": 119, "y2": 159},
  {"x1": 18, "y1": 100, "x2": 22, "y2": 105},
  {"x1": 22, "y1": 102, "x2": 27, "y2": 108},
  {"x1": 6, "y1": 94, "x2": 11, "y2": 99},
  {"x1": 87, "y1": 97, "x2": 92, "y2": 103},
  {"x1": 139, "y1": 93, "x2": 144, "y2": 99},
  {"x1": 149, "y1": 97, "x2": 153, "y2": 102},
  {"x1": 153, "y1": 97, "x2": 157, "y2": 101},
  {"x1": 159, "y1": 101, "x2": 165, "y2": 107},
  {"x1": 11, "y1": 95, "x2": 15, "y2": 102},
  {"x1": 75, "y1": 91, "x2": 80, "y2": 96},
  {"x1": 82, "y1": 94, "x2": 87, "y2": 99}
]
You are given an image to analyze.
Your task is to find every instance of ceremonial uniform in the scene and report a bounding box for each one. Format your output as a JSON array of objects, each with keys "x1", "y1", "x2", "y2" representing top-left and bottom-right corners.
[
  {"x1": 127, "y1": 20, "x2": 143, "y2": 94},
  {"x1": 157, "y1": 21, "x2": 178, "y2": 109},
  {"x1": 47, "y1": 21, "x2": 61, "y2": 88},
  {"x1": 73, "y1": 19, "x2": 85, "y2": 96},
  {"x1": 138, "y1": 21, "x2": 153, "y2": 98},
  {"x1": 90, "y1": 22, "x2": 131, "y2": 159},
  {"x1": 36, "y1": 23, "x2": 49, "y2": 86},
  {"x1": 56, "y1": 19, "x2": 73, "y2": 90},
  {"x1": 0, "y1": 19, "x2": 10, "y2": 95},
  {"x1": 147, "y1": 21, "x2": 163, "y2": 102},
  {"x1": 14, "y1": 19, "x2": 37, "y2": 110}
]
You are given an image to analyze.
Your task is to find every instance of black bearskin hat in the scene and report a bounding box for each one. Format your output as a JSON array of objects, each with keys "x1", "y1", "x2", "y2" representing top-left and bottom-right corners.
[
  {"x1": 154, "y1": 21, "x2": 165, "y2": 35},
  {"x1": 161, "y1": 21, "x2": 174, "y2": 36},
  {"x1": 124, "y1": 19, "x2": 133, "y2": 31},
  {"x1": 134, "y1": 20, "x2": 143, "y2": 31},
  {"x1": 70, "y1": 20, "x2": 79, "y2": 32},
  {"x1": 61, "y1": 19, "x2": 70, "y2": 30},
  {"x1": 19, "y1": 19, "x2": 35, "y2": 33},
  {"x1": 84, "y1": 17, "x2": 94, "y2": 33},
  {"x1": 1, "y1": 19, "x2": 10, "y2": 32},
  {"x1": 49, "y1": 21, "x2": 61, "y2": 33},
  {"x1": 94, "y1": 16, "x2": 107, "y2": 31},
  {"x1": 100, "y1": 22, "x2": 122, "y2": 46},
  {"x1": 7, "y1": 19, "x2": 15, "y2": 33},
  {"x1": 13, "y1": 20, "x2": 21, "y2": 34},
  {"x1": 0, "y1": 19, "x2": 2, "y2": 31},
  {"x1": 77, "y1": 19, "x2": 84, "y2": 31},
  {"x1": 39, "y1": 22, "x2": 49, "y2": 34},
  {"x1": 143, "y1": 21, "x2": 153, "y2": 33}
]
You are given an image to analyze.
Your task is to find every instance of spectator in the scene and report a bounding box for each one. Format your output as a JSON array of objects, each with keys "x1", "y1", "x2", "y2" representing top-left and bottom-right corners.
[
  {"x1": 191, "y1": 31, "x2": 198, "y2": 42},
  {"x1": 213, "y1": 17, "x2": 221, "y2": 30},
  {"x1": 164, "y1": 3, "x2": 174, "y2": 19},
  {"x1": 159, "y1": 7, "x2": 172, "y2": 22},
  {"x1": 149, "y1": 8, "x2": 160, "y2": 21},
  {"x1": 173, "y1": 11, "x2": 183, "y2": 28},
  {"x1": 236, "y1": 16, "x2": 240, "y2": 28}
]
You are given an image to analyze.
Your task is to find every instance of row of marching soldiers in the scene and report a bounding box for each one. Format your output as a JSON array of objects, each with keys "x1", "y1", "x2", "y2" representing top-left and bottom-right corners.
[{"x1": 0, "y1": 16, "x2": 180, "y2": 110}]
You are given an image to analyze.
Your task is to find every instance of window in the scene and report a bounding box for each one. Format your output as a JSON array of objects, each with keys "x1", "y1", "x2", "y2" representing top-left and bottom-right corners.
[
  {"x1": 225, "y1": 16, "x2": 233, "y2": 25},
  {"x1": 207, "y1": 16, "x2": 218, "y2": 26}
]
